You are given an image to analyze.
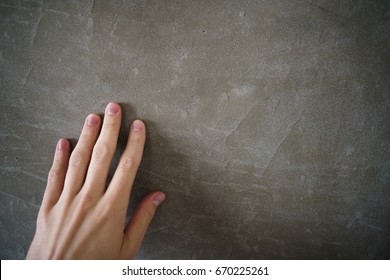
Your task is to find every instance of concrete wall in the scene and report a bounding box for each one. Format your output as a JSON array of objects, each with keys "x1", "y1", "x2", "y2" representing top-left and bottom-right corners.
[{"x1": 0, "y1": 0, "x2": 389, "y2": 259}]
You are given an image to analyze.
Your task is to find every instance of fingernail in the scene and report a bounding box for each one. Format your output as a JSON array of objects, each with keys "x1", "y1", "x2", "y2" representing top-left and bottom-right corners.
[
  {"x1": 131, "y1": 120, "x2": 144, "y2": 132},
  {"x1": 57, "y1": 139, "x2": 68, "y2": 151},
  {"x1": 106, "y1": 103, "x2": 119, "y2": 116},
  {"x1": 87, "y1": 114, "x2": 99, "y2": 126},
  {"x1": 153, "y1": 193, "x2": 166, "y2": 206}
]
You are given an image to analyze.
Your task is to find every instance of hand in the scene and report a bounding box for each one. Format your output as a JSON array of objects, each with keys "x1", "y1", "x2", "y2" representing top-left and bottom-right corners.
[{"x1": 26, "y1": 102, "x2": 165, "y2": 259}]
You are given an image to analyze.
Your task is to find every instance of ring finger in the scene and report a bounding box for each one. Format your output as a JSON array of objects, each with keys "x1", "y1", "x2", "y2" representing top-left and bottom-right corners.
[{"x1": 62, "y1": 114, "x2": 101, "y2": 198}]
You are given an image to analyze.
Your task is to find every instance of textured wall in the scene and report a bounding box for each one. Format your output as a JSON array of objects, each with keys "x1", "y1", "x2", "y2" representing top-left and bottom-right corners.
[{"x1": 0, "y1": 0, "x2": 389, "y2": 259}]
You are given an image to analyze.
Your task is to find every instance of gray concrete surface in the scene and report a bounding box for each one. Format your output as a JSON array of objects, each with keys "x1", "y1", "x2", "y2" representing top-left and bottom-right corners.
[{"x1": 1, "y1": 0, "x2": 389, "y2": 259}]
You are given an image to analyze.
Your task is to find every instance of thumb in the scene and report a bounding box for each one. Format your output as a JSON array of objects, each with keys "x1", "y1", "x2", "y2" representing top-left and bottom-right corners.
[{"x1": 121, "y1": 191, "x2": 165, "y2": 259}]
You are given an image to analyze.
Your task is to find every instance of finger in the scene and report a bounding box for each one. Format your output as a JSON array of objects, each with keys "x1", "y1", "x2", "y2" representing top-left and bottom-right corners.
[
  {"x1": 83, "y1": 102, "x2": 121, "y2": 196},
  {"x1": 62, "y1": 114, "x2": 101, "y2": 196},
  {"x1": 121, "y1": 192, "x2": 165, "y2": 259},
  {"x1": 105, "y1": 120, "x2": 146, "y2": 208},
  {"x1": 41, "y1": 138, "x2": 70, "y2": 210}
]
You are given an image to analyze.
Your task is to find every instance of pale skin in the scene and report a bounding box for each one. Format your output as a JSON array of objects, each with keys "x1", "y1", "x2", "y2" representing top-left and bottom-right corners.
[{"x1": 27, "y1": 102, "x2": 165, "y2": 259}]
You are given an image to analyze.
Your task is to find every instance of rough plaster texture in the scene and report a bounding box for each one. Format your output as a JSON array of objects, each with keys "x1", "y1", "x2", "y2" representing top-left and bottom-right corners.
[{"x1": 0, "y1": 0, "x2": 389, "y2": 259}]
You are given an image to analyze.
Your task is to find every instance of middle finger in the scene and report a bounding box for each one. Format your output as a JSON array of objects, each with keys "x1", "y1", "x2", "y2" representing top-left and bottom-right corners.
[{"x1": 82, "y1": 102, "x2": 122, "y2": 196}]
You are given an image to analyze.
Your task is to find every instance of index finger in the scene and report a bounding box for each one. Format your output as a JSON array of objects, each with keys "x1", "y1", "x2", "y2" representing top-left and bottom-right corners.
[{"x1": 104, "y1": 120, "x2": 146, "y2": 209}]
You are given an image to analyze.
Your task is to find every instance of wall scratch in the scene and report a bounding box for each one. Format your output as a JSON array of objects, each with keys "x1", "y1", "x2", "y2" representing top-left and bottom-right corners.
[
  {"x1": 0, "y1": 190, "x2": 39, "y2": 208},
  {"x1": 30, "y1": 8, "x2": 43, "y2": 47}
]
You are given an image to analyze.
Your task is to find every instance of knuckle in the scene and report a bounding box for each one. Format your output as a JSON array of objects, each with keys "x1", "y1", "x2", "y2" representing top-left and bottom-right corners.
[
  {"x1": 103, "y1": 120, "x2": 117, "y2": 129},
  {"x1": 93, "y1": 145, "x2": 110, "y2": 161},
  {"x1": 81, "y1": 191, "x2": 94, "y2": 205},
  {"x1": 77, "y1": 191, "x2": 94, "y2": 214},
  {"x1": 141, "y1": 206, "x2": 154, "y2": 225},
  {"x1": 130, "y1": 135, "x2": 143, "y2": 143},
  {"x1": 48, "y1": 168, "x2": 60, "y2": 181},
  {"x1": 70, "y1": 151, "x2": 88, "y2": 167},
  {"x1": 120, "y1": 157, "x2": 139, "y2": 170},
  {"x1": 98, "y1": 204, "x2": 113, "y2": 223},
  {"x1": 82, "y1": 128, "x2": 95, "y2": 138}
]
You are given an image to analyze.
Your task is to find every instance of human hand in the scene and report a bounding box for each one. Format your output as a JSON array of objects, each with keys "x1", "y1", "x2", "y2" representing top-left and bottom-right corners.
[{"x1": 26, "y1": 102, "x2": 165, "y2": 259}]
